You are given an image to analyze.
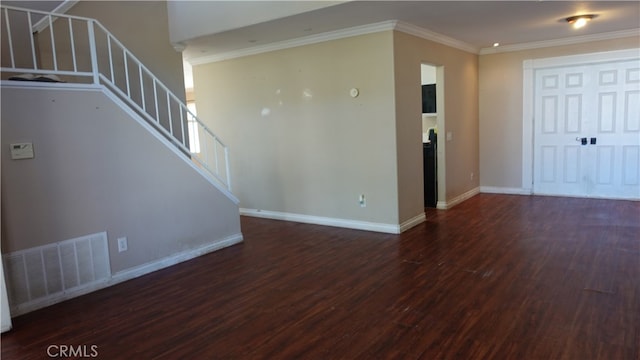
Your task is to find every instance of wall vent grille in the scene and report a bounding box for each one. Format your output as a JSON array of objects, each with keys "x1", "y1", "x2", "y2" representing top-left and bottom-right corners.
[{"x1": 3, "y1": 232, "x2": 111, "y2": 310}]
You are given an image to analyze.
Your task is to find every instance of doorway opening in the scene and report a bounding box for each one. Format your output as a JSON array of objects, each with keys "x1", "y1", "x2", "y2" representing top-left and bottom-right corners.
[{"x1": 421, "y1": 63, "x2": 445, "y2": 208}]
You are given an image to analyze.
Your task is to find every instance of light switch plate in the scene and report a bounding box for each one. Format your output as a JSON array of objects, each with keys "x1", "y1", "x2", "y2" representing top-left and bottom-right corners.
[{"x1": 10, "y1": 143, "x2": 34, "y2": 160}]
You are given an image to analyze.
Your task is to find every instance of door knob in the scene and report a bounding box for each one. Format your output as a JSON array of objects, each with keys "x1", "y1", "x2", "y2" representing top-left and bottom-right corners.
[{"x1": 575, "y1": 137, "x2": 588, "y2": 145}]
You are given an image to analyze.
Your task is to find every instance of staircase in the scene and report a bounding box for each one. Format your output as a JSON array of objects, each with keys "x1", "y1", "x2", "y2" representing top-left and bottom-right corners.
[
  {"x1": 1, "y1": 5, "x2": 245, "y2": 316},
  {"x1": 1, "y1": 5, "x2": 233, "y2": 197}
]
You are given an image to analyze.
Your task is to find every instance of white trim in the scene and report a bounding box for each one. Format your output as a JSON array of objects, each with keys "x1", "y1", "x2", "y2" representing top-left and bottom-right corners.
[
  {"x1": 10, "y1": 233, "x2": 243, "y2": 316},
  {"x1": 436, "y1": 200, "x2": 447, "y2": 210},
  {"x1": 480, "y1": 186, "x2": 532, "y2": 196},
  {"x1": 522, "y1": 60, "x2": 534, "y2": 192},
  {"x1": 399, "y1": 212, "x2": 427, "y2": 233},
  {"x1": 10, "y1": 278, "x2": 112, "y2": 317},
  {"x1": 522, "y1": 48, "x2": 640, "y2": 198},
  {"x1": 188, "y1": 19, "x2": 479, "y2": 65},
  {"x1": 188, "y1": 20, "x2": 397, "y2": 65},
  {"x1": 111, "y1": 233, "x2": 243, "y2": 283},
  {"x1": 436, "y1": 187, "x2": 480, "y2": 209},
  {"x1": 532, "y1": 192, "x2": 639, "y2": 201},
  {"x1": 525, "y1": 48, "x2": 640, "y2": 69},
  {"x1": 188, "y1": 21, "x2": 638, "y2": 64},
  {"x1": 1, "y1": 80, "x2": 101, "y2": 91},
  {"x1": 480, "y1": 29, "x2": 640, "y2": 55},
  {"x1": 394, "y1": 21, "x2": 478, "y2": 54},
  {"x1": 240, "y1": 208, "x2": 416, "y2": 234},
  {"x1": 32, "y1": 1, "x2": 80, "y2": 33}
]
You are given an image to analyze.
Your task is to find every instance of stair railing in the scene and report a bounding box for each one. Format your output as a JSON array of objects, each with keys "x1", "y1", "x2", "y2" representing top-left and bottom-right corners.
[{"x1": 1, "y1": 5, "x2": 231, "y2": 191}]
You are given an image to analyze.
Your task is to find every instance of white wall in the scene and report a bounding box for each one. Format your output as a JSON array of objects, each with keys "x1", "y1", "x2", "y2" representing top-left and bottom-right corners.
[
  {"x1": 1, "y1": 85, "x2": 241, "y2": 274},
  {"x1": 421, "y1": 64, "x2": 436, "y2": 85},
  {"x1": 194, "y1": 31, "x2": 400, "y2": 228},
  {"x1": 421, "y1": 64, "x2": 438, "y2": 131}
]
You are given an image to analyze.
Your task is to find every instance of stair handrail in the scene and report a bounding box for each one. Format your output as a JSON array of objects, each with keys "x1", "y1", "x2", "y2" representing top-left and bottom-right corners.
[{"x1": 1, "y1": 5, "x2": 231, "y2": 191}]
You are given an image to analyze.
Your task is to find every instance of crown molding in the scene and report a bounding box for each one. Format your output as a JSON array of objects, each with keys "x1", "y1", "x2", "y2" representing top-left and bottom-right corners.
[
  {"x1": 479, "y1": 28, "x2": 640, "y2": 55},
  {"x1": 186, "y1": 21, "x2": 639, "y2": 65},
  {"x1": 188, "y1": 20, "x2": 397, "y2": 65},
  {"x1": 187, "y1": 19, "x2": 484, "y2": 65},
  {"x1": 393, "y1": 21, "x2": 479, "y2": 54}
]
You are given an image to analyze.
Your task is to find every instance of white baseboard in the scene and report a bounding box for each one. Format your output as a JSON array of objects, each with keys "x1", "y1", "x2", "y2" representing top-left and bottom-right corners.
[
  {"x1": 399, "y1": 213, "x2": 427, "y2": 232},
  {"x1": 436, "y1": 187, "x2": 481, "y2": 209},
  {"x1": 111, "y1": 233, "x2": 243, "y2": 282},
  {"x1": 530, "y1": 191, "x2": 639, "y2": 201},
  {"x1": 11, "y1": 279, "x2": 113, "y2": 317},
  {"x1": 10, "y1": 233, "x2": 243, "y2": 316},
  {"x1": 240, "y1": 208, "x2": 424, "y2": 234},
  {"x1": 480, "y1": 186, "x2": 533, "y2": 195}
]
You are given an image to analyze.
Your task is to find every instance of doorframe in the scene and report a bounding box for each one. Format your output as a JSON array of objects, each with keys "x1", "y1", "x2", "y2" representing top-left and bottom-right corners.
[
  {"x1": 435, "y1": 66, "x2": 446, "y2": 207},
  {"x1": 419, "y1": 62, "x2": 446, "y2": 208},
  {"x1": 521, "y1": 48, "x2": 640, "y2": 193}
]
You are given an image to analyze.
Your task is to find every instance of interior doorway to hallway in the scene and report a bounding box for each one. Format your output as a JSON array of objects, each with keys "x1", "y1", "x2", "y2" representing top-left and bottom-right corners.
[{"x1": 421, "y1": 63, "x2": 445, "y2": 208}]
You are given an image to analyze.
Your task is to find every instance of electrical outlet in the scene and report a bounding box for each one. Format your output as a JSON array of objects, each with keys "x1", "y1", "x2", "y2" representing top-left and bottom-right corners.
[
  {"x1": 471, "y1": 172, "x2": 475, "y2": 181},
  {"x1": 359, "y1": 194, "x2": 366, "y2": 207},
  {"x1": 117, "y1": 237, "x2": 128, "y2": 252}
]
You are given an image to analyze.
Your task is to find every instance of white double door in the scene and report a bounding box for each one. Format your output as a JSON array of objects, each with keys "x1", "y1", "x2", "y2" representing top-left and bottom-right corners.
[{"x1": 533, "y1": 58, "x2": 640, "y2": 199}]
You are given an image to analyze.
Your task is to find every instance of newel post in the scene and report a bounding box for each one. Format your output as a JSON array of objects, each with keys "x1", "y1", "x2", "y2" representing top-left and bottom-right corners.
[{"x1": 87, "y1": 20, "x2": 99, "y2": 85}]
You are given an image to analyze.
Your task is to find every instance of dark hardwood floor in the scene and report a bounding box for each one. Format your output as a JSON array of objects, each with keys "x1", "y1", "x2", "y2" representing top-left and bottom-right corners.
[{"x1": 2, "y1": 194, "x2": 639, "y2": 359}]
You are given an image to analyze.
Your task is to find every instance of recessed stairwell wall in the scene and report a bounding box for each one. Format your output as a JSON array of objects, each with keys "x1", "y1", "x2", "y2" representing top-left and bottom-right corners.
[{"x1": 1, "y1": 85, "x2": 242, "y2": 298}]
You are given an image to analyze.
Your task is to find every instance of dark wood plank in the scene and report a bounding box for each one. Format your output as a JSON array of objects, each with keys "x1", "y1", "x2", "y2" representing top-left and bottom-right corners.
[{"x1": 2, "y1": 194, "x2": 639, "y2": 359}]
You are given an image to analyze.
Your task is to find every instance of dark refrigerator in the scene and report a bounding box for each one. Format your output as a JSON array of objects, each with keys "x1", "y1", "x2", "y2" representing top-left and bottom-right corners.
[{"x1": 423, "y1": 131, "x2": 437, "y2": 208}]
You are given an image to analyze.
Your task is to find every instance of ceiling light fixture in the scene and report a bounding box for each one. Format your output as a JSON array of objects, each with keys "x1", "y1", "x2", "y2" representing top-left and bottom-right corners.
[{"x1": 566, "y1": 14, "x2": 596, "y2": 29}]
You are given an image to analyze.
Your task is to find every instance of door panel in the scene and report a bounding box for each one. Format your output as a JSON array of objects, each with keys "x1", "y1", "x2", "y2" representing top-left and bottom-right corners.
[
  {"x1": 563, "y1": 146, "x2": 581, "y2": 183},
  {"x1": 622, "y1": 146, "x2": 640, "y2": 185},
  {"x1": 590, "y1": 61, "x2": 640, "y2": 198},
  {"x1": 595, "y1": 146, "x2": 614, "y2": 185},
  {"x1": 624, "y1": 91, "x2": 639, "y2": 131},
  {"x1": 534, "y1": 65, "x2": 591, "y2": 197},
  {"x1": 540, "y1": 146, "x2": 556, "y2": 183},
  {"x1": 565, "y1": 94, "x2": 582, "y2": 133}
]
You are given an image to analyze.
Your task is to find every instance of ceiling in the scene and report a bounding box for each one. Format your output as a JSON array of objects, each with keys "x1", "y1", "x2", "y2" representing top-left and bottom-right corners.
[
  {"x1": 6, "y1": 1, "x2": 639, "y2": 63},
  {"x1": 176, "y1": 1, "x2": 639, "y2": 63}
]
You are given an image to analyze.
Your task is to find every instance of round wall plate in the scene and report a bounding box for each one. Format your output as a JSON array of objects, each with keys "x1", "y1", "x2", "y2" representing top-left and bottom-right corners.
[{"x1": 350, "y1": 88, "x2": 359, "y2": 98}]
